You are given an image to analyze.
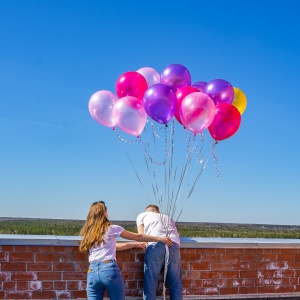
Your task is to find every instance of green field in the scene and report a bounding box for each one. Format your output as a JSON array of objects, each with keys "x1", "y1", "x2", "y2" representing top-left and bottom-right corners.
[{"x1": 1, "y1": 218, "x2": 300, "y2": 239}]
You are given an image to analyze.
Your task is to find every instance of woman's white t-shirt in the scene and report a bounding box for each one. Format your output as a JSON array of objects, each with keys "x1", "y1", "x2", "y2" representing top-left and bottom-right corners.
[{"x1": 88, "y1": 225, "x2": 124, "y2": 263}]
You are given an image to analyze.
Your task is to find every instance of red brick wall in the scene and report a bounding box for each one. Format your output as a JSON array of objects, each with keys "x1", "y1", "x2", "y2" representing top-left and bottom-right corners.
[{"x1": 1, "y1": 244, "x2": 300, "y2": 299}]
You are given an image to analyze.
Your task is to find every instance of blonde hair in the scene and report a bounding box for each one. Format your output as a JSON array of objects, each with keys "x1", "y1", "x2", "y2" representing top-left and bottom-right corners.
[
  {"x1": 146, "y1": 204, "x2": 160, "y2": 213},
  {"x1": 79, "y1": 201, "x2": 111, "y2": 254}
]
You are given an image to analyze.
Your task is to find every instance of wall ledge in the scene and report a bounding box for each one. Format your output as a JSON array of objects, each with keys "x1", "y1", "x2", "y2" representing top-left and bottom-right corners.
[{"x1": 1, "y1": 234, "x2": 300, "y2": 248}]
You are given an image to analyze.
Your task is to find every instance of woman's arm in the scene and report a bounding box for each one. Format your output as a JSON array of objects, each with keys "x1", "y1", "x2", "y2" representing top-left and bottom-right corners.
[
  {"x1": 116, "y1": 242, "x2": 146, "y2": 251},
  {"x1": 120, "y1": 230, "x2": 172, "y2": 246}
]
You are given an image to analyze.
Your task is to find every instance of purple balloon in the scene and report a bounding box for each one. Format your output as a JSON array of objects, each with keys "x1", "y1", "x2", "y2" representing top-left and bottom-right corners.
[
  {"x1": 192, "y1": 81, "x2": 207, "y2": 92},
  {"x1": 143, "y1": 83, "x2": 177, "y2": 124},
  {"x1": 160, "y1": 64, "x2": 191, "y2": 92},
  {"x1": 203, "y1": 79, "x2": 234, "y2": 105}
]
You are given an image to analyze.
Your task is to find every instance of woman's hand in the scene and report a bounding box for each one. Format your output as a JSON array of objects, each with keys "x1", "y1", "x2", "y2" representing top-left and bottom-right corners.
[{"x1": 160, "y1": 236, "x2": 173, "y2": 247}]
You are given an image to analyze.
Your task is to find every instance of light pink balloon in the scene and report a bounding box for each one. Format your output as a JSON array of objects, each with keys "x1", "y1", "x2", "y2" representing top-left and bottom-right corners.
[
  {"x1": 180, "y1": 92, "x2": 216, "y2": 134},
  {"x1": 88, "y1": 90, "x2": 119, "y2": 127},
  {"x1": 112, "y1": 96, "x2": 147, "y2": 137},
  {"x1": 137, "y1": 67, "x2": 160, "y2": 87}
]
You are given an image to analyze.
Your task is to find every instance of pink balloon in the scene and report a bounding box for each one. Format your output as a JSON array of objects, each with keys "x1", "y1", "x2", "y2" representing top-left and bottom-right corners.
[
  {"x1": 112, "y1": 96, "x2": 147, "y2": 137},
  {"x1": 180, "y1": 92, "x2": 216, "y2": 134},
  {"x1": 116, "y1": 71, "x2": 148, "y2": 100},
  {"x1": 208, "y1": 103, "x2": 241, "y2": 141},
  {"x1": 88, "y1": 90, "x2": 118, "y2": 127},
  {"x1": 175, "y1": 86, "x2": 199, "y2": 125},
  {"x1": 137, "y1": 67, "x2": 160, "y2": 87}
]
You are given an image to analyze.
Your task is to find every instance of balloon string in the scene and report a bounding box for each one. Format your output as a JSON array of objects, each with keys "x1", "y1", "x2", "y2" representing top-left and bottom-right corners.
[{"x1": 113, "y1": 128, "x2": 141, "y2": 144}]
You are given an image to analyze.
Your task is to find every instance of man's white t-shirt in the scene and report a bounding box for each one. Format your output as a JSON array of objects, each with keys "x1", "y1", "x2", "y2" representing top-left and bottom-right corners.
[
  {"x1": 136, "y1": 212, "x2": 180, "y2": 245},
  {"x1": 88, "y1": 225, "x2": 124, "y2": 263}
]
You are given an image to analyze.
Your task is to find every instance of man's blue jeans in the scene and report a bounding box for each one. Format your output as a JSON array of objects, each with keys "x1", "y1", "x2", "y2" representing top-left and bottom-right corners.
[
  {"x1": 144, "y1": 242, "x2": 182, "y2": 300},
  {"x1": 86, "y1": 260, "x2": 125, "y2": 300}
]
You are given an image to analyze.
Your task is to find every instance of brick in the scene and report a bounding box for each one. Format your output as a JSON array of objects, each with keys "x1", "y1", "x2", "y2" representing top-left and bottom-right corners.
[
  {"x1": 27, "y1": 246, "x2": 40, "y2": 252},
  {"x1": 219, "y1": 287, "x2": 239, "y2": 295},
  {"x1": 1, "y1": 262, "x2": 26, "y2": 271},
  {"x1": 205, "y1": 248, "x2": 216, "y2": 253},
  {"x1": 70, "y1": 252, "x2": 87, "y2": 261},
  {"x1": 75, "y1": 261, "x2": 89, "y2": 272},
  {"x1": 239, "y1": 286, "x2": 258, "y2": 294},
  {"x1": 216, "y1": 279, "x2": 225, "y2": 287},
  {"x1": 53, "y1": 246, "x2": 66, "y2": 252},
  {"x1": 71, "y1": 290, "x2": 87, "y2": 298},
  {"x1": 67, "y1": 281, "x2": 79, "y2": 290},
  {"x1": 240, "y1": 270, "x2": 258, "y2": 279},
  {"x1": 201, "y1": 254, "x2": 221, "y2": 262},
  {"x1": 17, "y1": 281, "x2": 28, "y2": 290},
  {"x1": 135, "y1": 253, "x2": 145, "y2": 262},
  {"x1": 11, "y1": 272, "x2": 37, "y2": 281},
  {"x1": 3, "y1": 281, "x2": 15, "y2": 290},
  {"x1": 200, "y1": 271, "x2": 219, "y2": 279},
  {"x1": 221, "y1": 271, "x2": 240, "y2": 278},
  {"x1": 37, "y1": 271, "x2": 62, "y2": 280},
  {"x1": 278, "y1": 253, "x2": 296, "y2": 261},
  {"x1": 221, "y1": 254, "x2": 240, "y2": 262},
  {"x1": 226, "y1": 248, "x2": 244, "y2": 254},
  {"x1": 190, "y1": 262, "x2": 210, "y2": 270},
  {"x1": 65, "y1": 246, "x2": 76, "y2": 252},
  {"x1": 63, "y1": 271, "x2": 86, "y2": 280},
  {"x1": 14, "y1": 246, "x2": 27, "y2": 252},
  {"x1": 54, "y1": 281, "x2": 67, "y2": 290},
  {"x1": 28, "y1": 262, "x2": 52, "y2": 271},
  {"x1": 2, "y1": 245, "x2": 13, "y2": 251},
  {"x1": 10, "y1": 252, "x2": 34, "y2": 261},
  {"x1": 211, "y1": 262, "x2": 230, "y2": 271},
  {"x1": 40, "y1": 246, "x2": 53, "y2": 253},
  {"x1": 186, "y1": 271, "x2": 201, "y2": 279},
  {"x1": 231, "y1": 262, "x2": 251, "y2": 270},
  {"x1": 6, "y1": 291, "x2": 31, "y2": 299},
  {"x1": 134, "y1": 271, "x2": 144, "y2": 279},
  {"x1": 122, "y1": 271, "x2": 135, "y2": 280},
  {"x1": 35, "y1": 252, "x2": 59, "y2": 262},
  {"x1": 267, "y1": 261, "x2": 288, "y2": 270},
  {"x1": 32, "y1": 290, "x2": 57, "y2": 299},
  {"x1": 202, "y1": 279, "x2": 215, "y2": 287},
  {"x1": 42, "y1": 281, "x2": 53, "y2": 290},
  {"x1": 181, "y1": 253, "x2": 201, "y2": 261},
  {"x1": 226, "y1": 279, "x2": 245, "y2": 287},
  {"x1": 53, "y1": 262, "x2": 75, "y2": 271},
  {"x1": 122, "y1": 262, "x2": 143, "y2": 272},
  {"x1": 79, "y1": 280, "x2": 87, "y2": 290}
]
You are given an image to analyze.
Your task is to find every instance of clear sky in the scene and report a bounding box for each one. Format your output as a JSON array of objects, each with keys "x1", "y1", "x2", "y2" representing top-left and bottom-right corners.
[{"x1": 1, "y1": 0, "x2": 300, "y2": 225}]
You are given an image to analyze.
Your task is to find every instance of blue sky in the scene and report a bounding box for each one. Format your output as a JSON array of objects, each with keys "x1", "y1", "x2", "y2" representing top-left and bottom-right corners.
[{"x1": 1, "y1": 0, "x2": 300, "y2": 225}]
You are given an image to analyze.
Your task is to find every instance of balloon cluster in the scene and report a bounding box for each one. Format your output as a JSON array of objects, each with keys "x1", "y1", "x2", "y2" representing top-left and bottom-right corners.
[{"x1": 88, "y1": 64, "x2": 247, "y2": 141}]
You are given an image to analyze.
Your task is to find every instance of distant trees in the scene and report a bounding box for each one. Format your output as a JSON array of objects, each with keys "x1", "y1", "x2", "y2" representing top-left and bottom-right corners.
[{"x1": 0, "y1": 219, "x2": 300, "y2": 239}]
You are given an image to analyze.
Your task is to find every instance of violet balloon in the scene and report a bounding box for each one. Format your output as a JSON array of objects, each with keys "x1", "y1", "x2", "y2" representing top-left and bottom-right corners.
[
  {"x1": 88, "y1": 90, "x2": 118, "y2": 127},
  {"x1": 191, "y1": 81, "x2": 207, "y2": 92},
  {"x1": 203, "y1": 79, "x2": 234, "y2": 105},
  {"x1": 112, "y1": 96, "x2": 147, "y2": 137},
  {"x1": 116, "y1": 71, "x2": 148, "y2": 100},
  {"x1": 137, "y1": 67, "x2": 160, "y2": 87},
  {"x1": 180, "y1": 92, "x2": 216, "y2": 134},
  {"x1": 208, "y1": 103, "x2": 241, "y2": 141},
  {"x1": 143, "y1": 83, "x2": 177, "y2": 124},
  {"x1": 160, "y1": 64, "x2": 191, "y2": 92}
]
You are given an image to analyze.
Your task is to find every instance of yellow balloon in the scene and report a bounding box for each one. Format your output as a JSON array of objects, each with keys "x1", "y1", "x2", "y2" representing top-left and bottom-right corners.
[{"x1": 233, "y1": 87, "x2": 247, "y2": 115}]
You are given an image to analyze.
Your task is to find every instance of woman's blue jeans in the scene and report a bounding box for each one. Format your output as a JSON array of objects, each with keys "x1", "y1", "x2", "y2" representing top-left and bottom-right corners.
[
  {"x1": 143, "y1": 242, "x2": 182, "y2": 300},
  {"x1": 86, "y1": 260, "x2": 125, "y2": 300}
]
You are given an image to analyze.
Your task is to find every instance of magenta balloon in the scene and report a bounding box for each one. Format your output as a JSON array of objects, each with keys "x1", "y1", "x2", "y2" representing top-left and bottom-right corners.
[
  {"x1": 208, "y1": 103, "x2": 241, "y2": 141},
  {"x1": 180, "y1": 92, "x2": 215, "y2": 134},
  {"x1": 88, "y1": 90, "x2": 118, "y2": 127},
  {"x1": 160, "y1": 64, "x2": 191, "y2": 92},
  {"x1": 175, "y1": 86, "x2": 199, "y2": 125},
  {"x1": 191, "y1": 81, "x2": 207, "y2": 92},
  {"x1": 143, "y1": 83, "x2": 177, "y2": 124},
  {"x1": 137, "y1": 67, "x2": 160, "y2": 87},
  {"x1": 116, "y1": 71, "x2": 148, "y2": 100},
  {"x1": 203, "y1": 79, "x2": 234, "y2": 105},
  {"x1": 112, "y1": 96, "x2": 147, "y2": 137}
]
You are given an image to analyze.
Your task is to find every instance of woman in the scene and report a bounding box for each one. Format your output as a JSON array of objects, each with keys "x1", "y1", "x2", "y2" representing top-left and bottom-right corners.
[{"x1": 79, "y1": 201, "x2": 172, "y2": 300}]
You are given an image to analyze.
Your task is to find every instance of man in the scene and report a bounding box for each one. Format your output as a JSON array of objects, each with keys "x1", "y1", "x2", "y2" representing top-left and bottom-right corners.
[{"x1": 136, "y1": 204, "x2": 182, "y2": 300}]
